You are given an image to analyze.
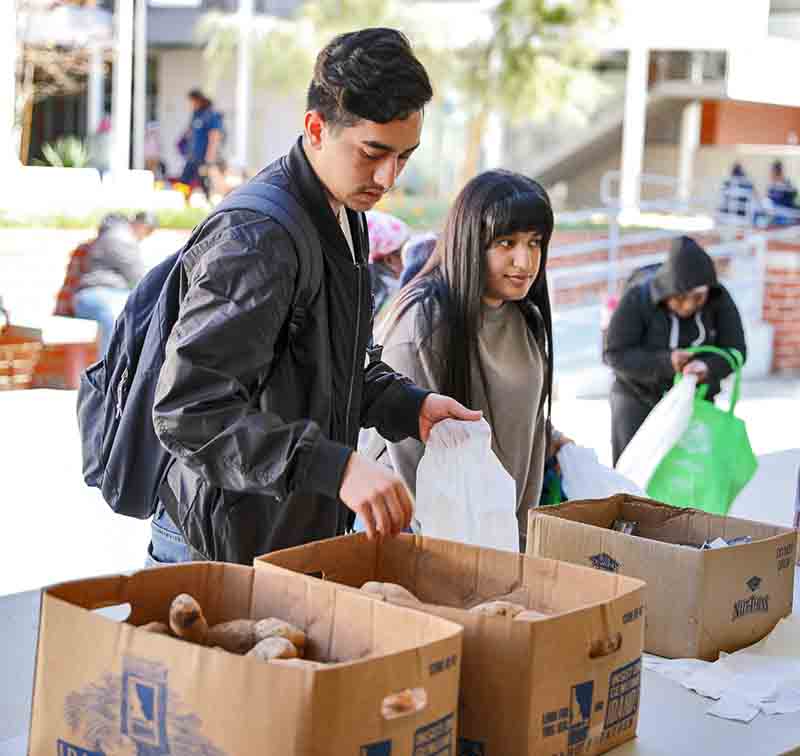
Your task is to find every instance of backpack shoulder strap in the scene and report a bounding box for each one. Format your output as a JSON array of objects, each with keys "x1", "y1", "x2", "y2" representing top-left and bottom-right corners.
[{"x1": 212, "y1": 183, "x2": 323, "y2": 340}]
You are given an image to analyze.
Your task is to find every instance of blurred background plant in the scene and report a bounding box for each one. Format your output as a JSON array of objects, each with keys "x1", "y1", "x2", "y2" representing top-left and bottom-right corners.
[{"x1": 35, "y1": 136, "x2": 90, "y2": 168}]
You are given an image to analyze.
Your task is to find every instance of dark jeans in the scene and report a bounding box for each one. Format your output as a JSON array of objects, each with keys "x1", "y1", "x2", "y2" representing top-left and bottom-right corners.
[
  {"x1": 180, "y1": 159, "x2": 210, "y2": 198},
  {"x1": 610, "y1": 383, "x2": 655, "y2": 466}
]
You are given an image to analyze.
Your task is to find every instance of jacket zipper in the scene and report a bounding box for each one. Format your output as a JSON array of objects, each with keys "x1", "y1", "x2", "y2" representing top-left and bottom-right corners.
[{"x1": 344, "y1": 263, "x2": 363, "y2": 444}]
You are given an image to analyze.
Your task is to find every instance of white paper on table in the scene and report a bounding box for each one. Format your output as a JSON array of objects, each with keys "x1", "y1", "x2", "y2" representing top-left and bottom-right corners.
[
  {"x1": 707, "y1": 693, "x2": 760, "y2": 723},
  {"x1": 642, "y1": 654, "x2": 711, "y2": 686},
  {"x1": 646, "y1": 614, "x2": 800, "y2": 723},
  {"x1": 761, "y1": 681, "x2": 800, "y2": 715},
  {"x1": 681, "y1": 666, "x2": 736, "y2": 700}
]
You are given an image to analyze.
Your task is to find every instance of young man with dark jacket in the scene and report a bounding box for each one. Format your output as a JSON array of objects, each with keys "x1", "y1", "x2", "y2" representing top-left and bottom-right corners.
[
  {"x1": 148, "y1": 28, "x2": 480, "y2": 565},
  {"x1": 604, "y1": 235, "x2": 747, "y2": 465}
]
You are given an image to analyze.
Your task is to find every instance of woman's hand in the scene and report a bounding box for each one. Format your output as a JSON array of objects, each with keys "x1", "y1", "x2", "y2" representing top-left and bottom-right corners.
[{"x1": 548, "y1": 433, "x2": 574, "y2": 459}]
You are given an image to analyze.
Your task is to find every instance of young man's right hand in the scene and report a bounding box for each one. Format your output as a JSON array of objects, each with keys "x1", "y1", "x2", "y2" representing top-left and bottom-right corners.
[{"x1": 339, "y1": 453, "x2": 414, "y2": 540}]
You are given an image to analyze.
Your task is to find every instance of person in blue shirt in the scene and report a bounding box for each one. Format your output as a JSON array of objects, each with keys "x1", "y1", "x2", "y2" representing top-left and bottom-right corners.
[
  {"x1": 178, "y1": 89, "x2": 224, "y2": 199},
  {"x1": 767, "y1": 160, "x2": 798, "y2": 226}
]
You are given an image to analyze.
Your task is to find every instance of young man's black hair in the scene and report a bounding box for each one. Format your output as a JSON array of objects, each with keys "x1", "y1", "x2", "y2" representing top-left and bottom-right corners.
[{"x1": 307, "y1": 28, "x2": 433, "y2": 128}]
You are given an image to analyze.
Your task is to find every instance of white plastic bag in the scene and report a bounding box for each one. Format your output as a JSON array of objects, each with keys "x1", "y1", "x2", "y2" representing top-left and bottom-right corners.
[
  {"x1": 557, "y1": 444, "x2": 645, "y2": 500},
  {"x1": 615, "y1": 374, "x2": 698, "y2": 490},
  {"x1": 415, "y1": 418, "x2": 518, "y2": 551}
]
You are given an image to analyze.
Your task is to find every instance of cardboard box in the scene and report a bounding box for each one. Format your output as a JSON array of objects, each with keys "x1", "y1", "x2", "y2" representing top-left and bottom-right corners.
[
  {"x1": 528, "y1": 495, "x2": 797, "y2": 661},
  {"x1": 28, "y1": 562, "x2": 463, "y2": 756},
  {"x1": 257, "y1": 533, "x2": 646, "y2": 756}
]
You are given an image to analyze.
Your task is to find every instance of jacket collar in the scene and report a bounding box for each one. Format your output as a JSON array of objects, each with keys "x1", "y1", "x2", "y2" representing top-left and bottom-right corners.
[{"x1": 285, "y1": 136, "x2": 367, "y2": 265}]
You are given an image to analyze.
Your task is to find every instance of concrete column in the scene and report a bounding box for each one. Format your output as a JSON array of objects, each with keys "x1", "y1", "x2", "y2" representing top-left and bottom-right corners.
[
  {"x1": 677, "y1": 52, "x2": 704, "y2": 205},
  {"x1": 483, "y1": 111, "x2": 504, "y2": 169},
  {"x1": 1, "y1": 0, "x2": 17, "y2": 170},
  {"x1": 235, "y1": 0, "x2": 254, "y2": 171},
  {"x1": 133, "y1": 0, "x2": 148, "y2": 170},
  {"x1": 88, "y1": 45, "x2": 104, "y2": 136},
  {"x1": 619, "y1": 46, "x2": 649, "y2": 212},
  {"x1": 111, "y1": 0, "x2": 134, "y2": 176}
]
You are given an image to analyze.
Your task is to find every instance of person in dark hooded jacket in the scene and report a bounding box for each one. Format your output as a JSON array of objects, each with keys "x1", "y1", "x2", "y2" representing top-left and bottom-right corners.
[{"x1": 604, "y1": 235, "x2": 747, "y2": 465}]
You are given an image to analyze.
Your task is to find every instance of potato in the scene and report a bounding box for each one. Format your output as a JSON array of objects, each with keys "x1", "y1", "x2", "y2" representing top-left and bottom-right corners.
[
  {"x1": 360, "y1": 581, "x2": 422, "y2": 604},
  {"x1": 206, "y1": 619, "x2": 259, "y2": 654},
  {"x1": 169, "y1": 593, "x2": 208, "y2": 644},
  {"x1": 469, "y1": 600, "x2": 527, "y2": 618},
  {"x1": 513, "y1": 609, "x2": 550, "y2": 622},
  {"x1": 254, "y1": 618, "x2": 306, "y2": 650},
  {"x1": 138, "y1": 621, "x2": 172, "y2": 636},
  {"x1": 247, "y1": 636, "x2": 299, "y2": 662}
]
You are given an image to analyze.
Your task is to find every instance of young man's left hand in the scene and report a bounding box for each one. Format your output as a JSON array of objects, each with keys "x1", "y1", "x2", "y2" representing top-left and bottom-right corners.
[{"x1": 419, "y1": 394, "x2": 482, "y2": 443}]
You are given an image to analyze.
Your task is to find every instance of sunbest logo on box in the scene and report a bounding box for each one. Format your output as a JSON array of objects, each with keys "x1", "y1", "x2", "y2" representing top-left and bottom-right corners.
[
  {"x1": 732, "y1": 576, "x2": 769, "y2": 621},
  {"x1": 589, "y1": 553, "x2": 620, "y2": 573}
]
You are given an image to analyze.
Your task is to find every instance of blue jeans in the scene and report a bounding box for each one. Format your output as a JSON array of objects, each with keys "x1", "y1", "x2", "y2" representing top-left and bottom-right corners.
[
  {"x1": 145, "y1": 504, "x2": 193, "y2": 567},
  {"x1": 73, "y1": 286, "x2": 130, "y2": 355}
]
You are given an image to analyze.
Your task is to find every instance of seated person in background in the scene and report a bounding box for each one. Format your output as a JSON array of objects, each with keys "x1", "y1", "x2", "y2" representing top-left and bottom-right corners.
[
  {"x1": 73, "y1": 211, "x2": 158, "y2": 354},
  {"x1": 604, "y1": 235, "x2": 747, "y2": 465},
  {"x1": 719, "y1": 163, "x2": 757, "y2": 219},
  {"x1": 366, "y1": 210, "x2": 409, "y2": 316},
  {"x1": 400, "y1": 231, "x2": 437, "y2": 287},
  {"x1": 767, "y1": 160, "x2": 798, "y2": 225}
]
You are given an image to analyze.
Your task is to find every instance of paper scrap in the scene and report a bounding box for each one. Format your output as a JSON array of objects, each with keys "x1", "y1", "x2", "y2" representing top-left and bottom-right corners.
[
  {"x1": 707, "y1": 693, "x2": 760, "y2": 723},
  {"x1": 646, "y1": 613, "x2": 800, "y2": 723}
]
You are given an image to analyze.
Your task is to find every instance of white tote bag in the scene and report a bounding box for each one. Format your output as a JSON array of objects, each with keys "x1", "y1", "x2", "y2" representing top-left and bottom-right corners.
[
  {"x1": 615, "y1": 375, "x2": 698, "y2": 490},
  {"x1": 557, "y1": 444, "x2": 645, "y2": 500},
  {"x1": 415, "y1": 418, "x2": 518, "y2": 551}
]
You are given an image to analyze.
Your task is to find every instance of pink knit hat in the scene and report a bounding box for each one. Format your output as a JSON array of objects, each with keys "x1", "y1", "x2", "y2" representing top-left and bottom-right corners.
[{"x1": 366, "y1": 210, "x2": 410, "y2": 263}]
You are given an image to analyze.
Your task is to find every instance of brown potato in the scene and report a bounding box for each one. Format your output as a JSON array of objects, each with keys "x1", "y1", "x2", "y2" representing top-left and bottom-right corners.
[
  {"x1": 360, "y1": 581, "x2": 422, "y2": 604},
  {"x1": 247, "y1": 636, "x2": 299, "y2": 662},
  {"x1": 138, "y1": 621, "x2": 172, "y2": 635},
  {"x1": 169, "y1": 593, "x2": 208, "y2": 644},
  {"x1": 206, "y1": 619, "x2": 259, "y2": 654},
  {"x1": 254, "y1": 618, "x2": 306, "y2": 649},
  {"x1": 469, "y1": 600, "x2": 527, "y2": 618}
]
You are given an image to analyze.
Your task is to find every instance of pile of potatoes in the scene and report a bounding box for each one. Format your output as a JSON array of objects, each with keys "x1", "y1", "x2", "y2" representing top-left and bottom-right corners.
[
  {"x1": 359, "y1": 582, "x2": 550, "y2": 621},
  {"x1": 135, "y1": 593, "x2": 323, "y2": 667}
]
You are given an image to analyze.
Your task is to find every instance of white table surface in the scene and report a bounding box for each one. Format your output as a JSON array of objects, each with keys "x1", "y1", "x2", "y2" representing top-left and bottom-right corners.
[{"x1": 2, "y1": 576, "x2": 799, "y2": 756}]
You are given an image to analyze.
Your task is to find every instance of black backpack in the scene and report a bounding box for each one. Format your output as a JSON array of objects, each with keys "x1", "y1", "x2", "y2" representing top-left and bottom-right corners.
[{"x1": 77, "y1": 183, "x2": 323, "y2": 519}]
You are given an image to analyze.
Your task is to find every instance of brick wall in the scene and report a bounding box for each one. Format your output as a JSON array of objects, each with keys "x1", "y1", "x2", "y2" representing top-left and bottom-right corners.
[
  {"x1": 548, "y1": 231, "x2": 724, "y2": 308},
  {"x1": 763, "y1": 240, "x2": 800, "y2": 371},
  {"x1": 701, "y1": 100, "x2": 800, "y2": 146}
]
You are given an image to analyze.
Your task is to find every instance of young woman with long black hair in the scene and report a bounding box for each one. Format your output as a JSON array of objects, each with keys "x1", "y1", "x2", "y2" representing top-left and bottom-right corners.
[{"x1": 371, "y1": 169, "x2": 569, "y2": 549}]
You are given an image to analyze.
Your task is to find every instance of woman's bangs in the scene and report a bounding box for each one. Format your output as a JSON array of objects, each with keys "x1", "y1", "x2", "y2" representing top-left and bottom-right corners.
[{"x1": 482, "y1": 191, "x2": 553, "y2": 248}]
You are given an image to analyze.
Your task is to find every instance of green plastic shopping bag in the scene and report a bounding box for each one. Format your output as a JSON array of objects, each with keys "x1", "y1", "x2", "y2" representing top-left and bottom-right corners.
[{"x1": 646, "y1": 346, "x2": 758, "y2": 514}]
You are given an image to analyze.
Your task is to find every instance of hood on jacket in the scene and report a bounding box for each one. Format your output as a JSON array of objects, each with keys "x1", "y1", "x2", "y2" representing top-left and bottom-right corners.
[{"x1": 651, "y1": 235, "x2": 718, "y2": 303}]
